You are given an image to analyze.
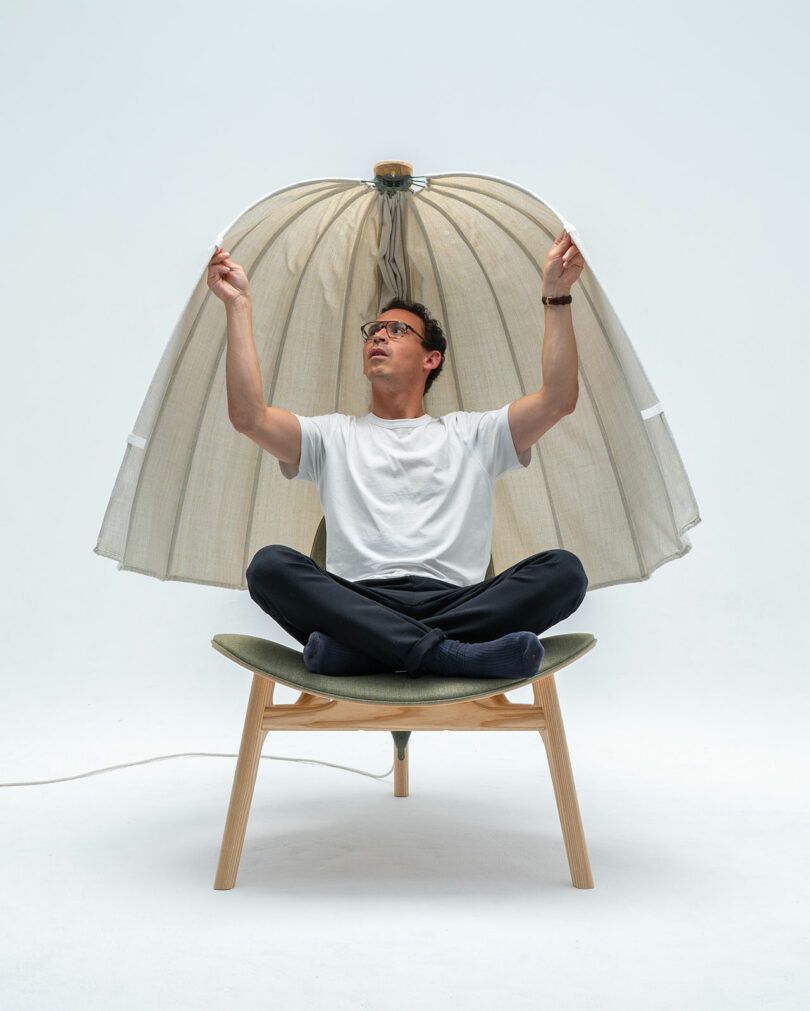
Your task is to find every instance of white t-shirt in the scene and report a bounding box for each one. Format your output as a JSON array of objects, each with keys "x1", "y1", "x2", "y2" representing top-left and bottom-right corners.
[{"x1": 280, "y1": 404, "x2": 530, "y2": 586}]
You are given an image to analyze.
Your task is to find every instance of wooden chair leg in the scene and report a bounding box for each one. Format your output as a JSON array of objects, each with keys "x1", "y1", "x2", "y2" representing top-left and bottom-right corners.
[
  {"x1": 214, "y1": 673, "x2": 274, "y2": 890},
  {"x1": 534, "y1": 674, "x2": 594, "y2": 889},
  {"x1": 391, "y1": 730, "x2": 410, "y2": 797}
]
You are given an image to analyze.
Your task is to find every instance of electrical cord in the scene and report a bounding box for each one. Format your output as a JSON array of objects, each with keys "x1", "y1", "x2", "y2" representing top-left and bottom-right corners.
[{"x1": 0, "y1": 752, "x2": 395, "y2": 788}]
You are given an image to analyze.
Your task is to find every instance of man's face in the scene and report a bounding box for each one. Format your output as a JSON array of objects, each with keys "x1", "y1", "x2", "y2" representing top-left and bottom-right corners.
[{"x1": 362, "y1": 309, "x2": 440, "y2": 391}]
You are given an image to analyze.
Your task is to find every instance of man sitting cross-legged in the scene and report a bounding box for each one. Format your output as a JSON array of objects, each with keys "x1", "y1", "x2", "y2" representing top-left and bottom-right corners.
[{"x1": 207, "y1": 231, "x2": 588, "y2": 679}]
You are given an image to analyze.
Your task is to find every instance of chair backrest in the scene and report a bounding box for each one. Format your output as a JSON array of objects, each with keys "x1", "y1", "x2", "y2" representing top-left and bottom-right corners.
[{"x1": 309, "y1": 517, "x2": 495, "y2": 580}]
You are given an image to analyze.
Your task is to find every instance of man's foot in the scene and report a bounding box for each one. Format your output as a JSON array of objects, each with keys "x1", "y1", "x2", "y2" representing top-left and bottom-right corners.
[
  {"x1": 303, "y1": 632, "x2": 389, "y2": 677},
  {"x1": 416, "y1": 631, "x2": 544, "y2": 679}
]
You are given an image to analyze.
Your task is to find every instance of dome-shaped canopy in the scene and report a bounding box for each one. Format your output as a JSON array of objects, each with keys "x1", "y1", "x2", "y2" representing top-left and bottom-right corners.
[{"x1": 95, "y1": 170, "x2": 700, "y2": 590}]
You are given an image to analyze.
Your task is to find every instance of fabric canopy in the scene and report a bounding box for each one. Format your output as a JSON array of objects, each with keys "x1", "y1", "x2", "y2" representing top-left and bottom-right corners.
[{"x1": 95, "y1": 170, "x2": 700, "y2": 591}]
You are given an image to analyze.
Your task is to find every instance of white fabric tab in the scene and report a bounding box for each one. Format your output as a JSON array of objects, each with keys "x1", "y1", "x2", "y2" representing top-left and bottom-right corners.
[
  {"x1": 127, "y1": 434, "x2": 147, "y2": 449},
  {"x1": 640, "y1": 404, "x2": 664, "y2": 420}
]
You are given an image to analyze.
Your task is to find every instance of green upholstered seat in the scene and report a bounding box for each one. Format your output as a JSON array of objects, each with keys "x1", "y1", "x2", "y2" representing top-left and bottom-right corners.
[{"x1": 211, "y1": 631, "x2": 595, "y2": 705}]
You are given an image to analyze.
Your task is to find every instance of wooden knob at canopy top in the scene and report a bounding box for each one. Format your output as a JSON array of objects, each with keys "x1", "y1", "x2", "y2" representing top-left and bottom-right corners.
[{"x1": 373, "y1": 160, "x2": 413, "y2": 178}]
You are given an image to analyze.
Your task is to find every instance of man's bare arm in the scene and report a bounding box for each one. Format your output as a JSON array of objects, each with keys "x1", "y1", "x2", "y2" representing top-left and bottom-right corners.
[
  {"x1": 508, "y1": 231, "x2": 585, "y2": 456},
  {"x1": 208, "y1": 248, "x2": 301, "y2": 466}
]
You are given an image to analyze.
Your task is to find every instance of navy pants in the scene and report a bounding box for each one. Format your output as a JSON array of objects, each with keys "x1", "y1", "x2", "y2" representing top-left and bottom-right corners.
[{"x1": 246, "y1": 545, "x2": 588, "y2": 677}]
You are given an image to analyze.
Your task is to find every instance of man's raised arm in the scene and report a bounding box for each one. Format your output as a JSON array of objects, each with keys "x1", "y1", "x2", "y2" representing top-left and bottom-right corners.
[
  {"x1": 207, "y1": 247, "x2": 301, "y2": 466},
  {"x1": 508, "y1": 230, "x2": 585, "y2": 456}
]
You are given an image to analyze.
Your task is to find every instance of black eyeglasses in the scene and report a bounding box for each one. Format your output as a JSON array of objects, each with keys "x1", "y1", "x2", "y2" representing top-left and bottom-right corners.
[{"x1": 361, "y1": 320, "x2": 424, "y2": 342}]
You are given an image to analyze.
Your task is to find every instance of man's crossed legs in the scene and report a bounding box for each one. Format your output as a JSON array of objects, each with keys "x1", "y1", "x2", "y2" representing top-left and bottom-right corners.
[{"x1": 245, "y1": 545, "x2": 588, "y2": 680}]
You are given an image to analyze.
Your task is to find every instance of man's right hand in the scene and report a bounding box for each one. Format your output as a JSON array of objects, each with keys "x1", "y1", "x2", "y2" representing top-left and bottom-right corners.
[
  {"x1": 211, "y1": 244, "x2": 302, "y2": 466},
  {"x1": 207, "y1": 247, "x2": 251, "y2": 306}
]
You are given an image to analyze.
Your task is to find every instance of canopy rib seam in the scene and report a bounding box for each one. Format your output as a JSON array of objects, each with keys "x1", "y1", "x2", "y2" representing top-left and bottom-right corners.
[
  {"x1": 407, "y1": 201, "x2": 465, "y2": 411},
  {"x1": 657, "y1": 412, "x2": 701, "y2": 531},
  {"x1": 333, "y1": 197, "x2": 378, "y2": 414},
  {"x1": 404, "y1": 192, "x2": 415, "y2": 298}
]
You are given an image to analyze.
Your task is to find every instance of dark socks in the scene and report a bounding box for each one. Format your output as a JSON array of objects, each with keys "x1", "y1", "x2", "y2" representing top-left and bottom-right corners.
[
  {"x1": 303, "y1": 632, "x2": 391, "y2": 676},
  {"x1": 303, "y1": 630, "x2": 545, "y2": 681},
  {"x1": 416, "y1": 631, "x2": 544, "y2": 680}
]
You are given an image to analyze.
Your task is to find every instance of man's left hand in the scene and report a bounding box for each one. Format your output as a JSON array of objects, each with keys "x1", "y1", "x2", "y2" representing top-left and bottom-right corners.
[{"x1": 543, "y1": 230, "x2": 586, "y2": 297}]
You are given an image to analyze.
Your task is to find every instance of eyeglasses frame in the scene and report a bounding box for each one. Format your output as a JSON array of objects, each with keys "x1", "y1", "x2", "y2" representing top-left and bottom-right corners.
[{"x1": 361, "y1": 320, "x2": 426, "y2": 343}]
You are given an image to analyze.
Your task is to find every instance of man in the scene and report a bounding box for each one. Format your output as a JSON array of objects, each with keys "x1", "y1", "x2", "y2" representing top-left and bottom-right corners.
[{"x1": 207, "y1": 230, "x2": 588, "y2": 680}]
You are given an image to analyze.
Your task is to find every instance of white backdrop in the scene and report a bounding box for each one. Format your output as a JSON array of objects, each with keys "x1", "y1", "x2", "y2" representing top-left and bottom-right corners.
[{"x1": 2, "y1": 1, "x2": 808, "y2": 1007}]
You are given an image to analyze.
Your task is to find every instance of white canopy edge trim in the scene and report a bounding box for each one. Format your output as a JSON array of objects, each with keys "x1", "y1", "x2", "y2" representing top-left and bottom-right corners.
[
  {"x1": 127, "y1": 433, "x2": 147, "y2": 449},
  {"x1": 640, "y1": 403, "x2": 664, "y2": 419},
  {"x1": 209, "y1": 177, "x2": 365, "y2": 252},
  {"x1": 423, "y1": 170, "x2": 586, "y2": 257},
  {"x1": 206, "y1": 168, "x2": 585, "y2": 262},
  {"x1": 205, "y1": 168, "x2": 582, "y2": 259}
]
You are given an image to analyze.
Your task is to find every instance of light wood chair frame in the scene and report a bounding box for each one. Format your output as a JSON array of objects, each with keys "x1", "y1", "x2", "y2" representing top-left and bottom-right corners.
[{"x1": 213, "y1": 641, "x2": 595, "y2": 891}]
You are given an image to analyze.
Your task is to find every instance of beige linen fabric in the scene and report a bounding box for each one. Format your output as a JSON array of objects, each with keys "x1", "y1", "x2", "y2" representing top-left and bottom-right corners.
[{"x1": 95, "y1": 173, "x2": 700, "y2": 590}]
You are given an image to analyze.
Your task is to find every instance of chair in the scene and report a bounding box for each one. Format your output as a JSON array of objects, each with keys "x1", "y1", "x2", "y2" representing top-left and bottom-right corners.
[{"x1": 212, "y1": 519, "x2": 596, "y2": 890}]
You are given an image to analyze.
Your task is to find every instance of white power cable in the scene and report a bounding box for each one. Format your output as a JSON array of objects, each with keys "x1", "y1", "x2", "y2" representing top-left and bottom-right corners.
[{"x1": 0, "y1": 752, "x2": 395, "y2": 788}]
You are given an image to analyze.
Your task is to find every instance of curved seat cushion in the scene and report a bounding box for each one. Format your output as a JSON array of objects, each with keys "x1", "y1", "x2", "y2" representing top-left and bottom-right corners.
[{"x1": 211, "y1": 632, "x2": 596, "y2": 705}]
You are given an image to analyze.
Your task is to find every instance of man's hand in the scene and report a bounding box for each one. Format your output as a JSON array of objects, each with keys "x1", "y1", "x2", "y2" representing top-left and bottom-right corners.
[
  {"x1": 543, "y1": 230, "x2": 585, "y2": 297},
  {"x1": 508, "y1": 230, "x2": 584, "y2": 455},
  {"x1": 210, "y1": 245, "x2": 302, "y2": 465},
  {"x1": 207, "y1": 247, "x2": 251, "y2": 306}
]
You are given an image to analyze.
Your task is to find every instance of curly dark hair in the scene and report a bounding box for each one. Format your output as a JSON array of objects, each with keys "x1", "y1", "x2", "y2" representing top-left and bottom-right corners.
[{"x1": 379, "y1": 298, "x2": 446, "y2": 394}]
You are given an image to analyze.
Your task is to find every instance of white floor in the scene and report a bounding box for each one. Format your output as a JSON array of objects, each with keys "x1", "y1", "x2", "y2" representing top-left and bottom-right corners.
[{"x1": 3, "y1": 698, "x2": 808, "y2": 1011}]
